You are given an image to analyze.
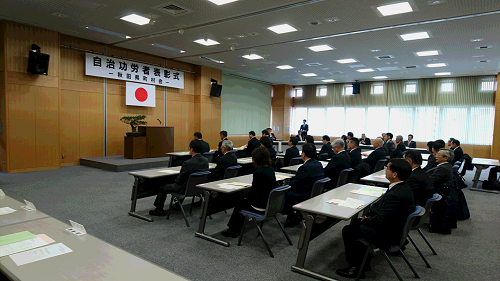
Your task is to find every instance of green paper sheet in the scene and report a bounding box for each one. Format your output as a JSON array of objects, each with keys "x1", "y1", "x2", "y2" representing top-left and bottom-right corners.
[{"x1": 0, "y1": 231, "x2": 37, "y2": 246}]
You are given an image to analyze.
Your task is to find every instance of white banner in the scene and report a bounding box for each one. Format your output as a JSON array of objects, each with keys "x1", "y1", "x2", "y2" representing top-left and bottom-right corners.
[
  {"x1": 126, "y1": 82, "x2": 155, "y2": 107},
  {"x1": 85, "y1": 53, "x2": 184, "y2": 89}
]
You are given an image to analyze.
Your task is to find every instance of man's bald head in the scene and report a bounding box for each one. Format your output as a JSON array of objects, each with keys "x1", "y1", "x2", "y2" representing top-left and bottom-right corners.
[{"x1": 372, "y1": 138, "x2": 383, "y2": 148}]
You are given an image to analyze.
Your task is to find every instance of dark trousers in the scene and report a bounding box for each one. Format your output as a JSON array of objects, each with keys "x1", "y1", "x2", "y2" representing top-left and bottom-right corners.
[
  {"x1": 153, "y1": 184, "x2": 183, "y2": 209},
  {"x1": 227, "y1": 198, "x2": 265, "y2": 231},
  {"x1": 342, "y1": 219, "x2": 372, "y2": 268},
  {"x1": 488, "y1": 166, "x2": 500, "y2": 181}
]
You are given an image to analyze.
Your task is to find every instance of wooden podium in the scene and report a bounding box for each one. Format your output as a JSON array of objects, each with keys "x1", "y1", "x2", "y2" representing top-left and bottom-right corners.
[{"x1": 124, "y1": 126, "x2": 174, "y2": 159}]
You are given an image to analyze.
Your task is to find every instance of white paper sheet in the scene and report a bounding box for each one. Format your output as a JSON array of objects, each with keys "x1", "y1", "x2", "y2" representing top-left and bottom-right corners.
[
  {"x1": 327, "y1": 198, "x2": 365, "y2": 209},
  {"x1": 0, "y1": 207, "x2": 16, "y2": 216},
  {"x1": 157, "y1": 170, "x2": 178, "y2": 174},
  {"x1": 350, "y1": 187, "x2": 387, "y2": 197},
  {"x1": 9, "y1": 243, "x2": 72, "y2": 266},
  {"x1": 0, "y1": 234, "x2": 55, "y2": 257}
]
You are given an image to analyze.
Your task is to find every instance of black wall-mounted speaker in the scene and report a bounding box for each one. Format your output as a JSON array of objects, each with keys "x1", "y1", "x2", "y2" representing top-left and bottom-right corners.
[
  {"x1": 352, "y1": 83, "x2": 361, "y2": 95},
  {"x1": 27, "y1": 51, "x2": 50, "y2": 75},
  {"x1": 210, "y1": 83, "x2": 223, "y2": 98}
]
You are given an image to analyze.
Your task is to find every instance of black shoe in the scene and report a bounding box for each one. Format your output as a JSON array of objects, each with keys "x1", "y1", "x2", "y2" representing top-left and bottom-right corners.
[
  {"x1": 221, "y1": 228, "x2": 241, "y2": 238},
  {"x1": 336, "y1": 266, "x2": 365, "y2": 279},
  {"x1": 149, "y1": 209, "x2": 166, "y2": 216},
  {"x1": 284, "y1": 213, "x2": 302, "y2": 228}
]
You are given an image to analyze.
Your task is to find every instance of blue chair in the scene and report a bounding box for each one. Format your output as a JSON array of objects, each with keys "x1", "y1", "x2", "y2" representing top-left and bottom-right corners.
[
  {"x1": 335, "y1": 168, "x2": 354, "y2": 188},
  {"x1": 374, "y1": 159, "x2": 387, "y2": 172},
  {"x1": 407, "y1": 193, "x2": 442, "y2": 268},
  {"x1": 310, "y1": 178, "x2": 331, "y2": 198},
  {"x1": 357, "y1": 206, "x2": 425, "y2": 281},
  {"x1": 224, "y1": 165, "x2": 242, "y2": 179},
  {"x1": 202, "y1": 152, "x2": 215, "y2": 163},
  {"x1": 167, "y1": 171, "x2": 211, "y2": 227},
  {"x1": 238, "y1": 185, "x2": 292, "y2": 258},
  {"x1": 289, "y1": 157, "x2": 302, "y2": 167}
]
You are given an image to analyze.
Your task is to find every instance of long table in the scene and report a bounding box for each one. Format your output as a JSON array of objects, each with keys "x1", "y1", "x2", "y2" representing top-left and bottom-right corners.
[
  {"x1": 470, "y1": 158, "x2": 500, "y2": 194},
  {"x1": 128, "y1": 163, "x2": 216, "y2": 222},
  {"x1": 291, "y1": 183, "x2": 382, "y2": 281},
  {"x1": 0, "y1": 196, "x2": 49, "y2": 227},
  {"x1": 281, "y1": 161, "x2": 329, "y2": 173},
  {"x1": 195, "y1": 172, "x2": 295, "y2": 247}
]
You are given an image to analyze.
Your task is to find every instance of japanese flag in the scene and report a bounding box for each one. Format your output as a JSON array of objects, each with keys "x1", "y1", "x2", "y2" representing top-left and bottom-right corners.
[{"x1": 126, "y1": 82, "x2": 155, "y2": 107}]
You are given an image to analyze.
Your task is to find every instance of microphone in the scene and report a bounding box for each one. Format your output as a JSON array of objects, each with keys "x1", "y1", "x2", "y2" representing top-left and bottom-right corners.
[{"x1": 157, "y1": 119, "x2": 162, "y2": 125}]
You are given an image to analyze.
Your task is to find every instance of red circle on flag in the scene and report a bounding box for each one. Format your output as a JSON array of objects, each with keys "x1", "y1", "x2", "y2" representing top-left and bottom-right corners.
[{"x1": 135, "y1": 88, "x2": 148, "y2": 102}]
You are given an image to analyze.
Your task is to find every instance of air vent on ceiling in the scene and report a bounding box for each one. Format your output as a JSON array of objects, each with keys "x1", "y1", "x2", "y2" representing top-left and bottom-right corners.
[
  {"x1": 153, "y1": 3, "x2": 193, "y2": 16},
  {"x1": 68, "y1": 0, "x2": 106, "y2": 10},
  {"x1": 405, "y1": 65, "x2": 418, "y2": 69},
  {"x1": 349, "y1": 64, "x2": 365, "y2": 68},
  {"x1": 376, "y1": 66, "x2": 400, "y2": 71},
  {"x1": 475, "y1": 45, "x2": 493, "y2": 49},
  {"x1": 306, "y1": 63, "x2": 323, "y2": 66},
  {"x1": 376, "y1": 55, "x2": 395, "y2": 60},
  {"x1": 478, "y1": 60, "x2": 491, "y2": 63},
  {"x1": 307, "y1": 21, "x2": 322, "y2": 26}
]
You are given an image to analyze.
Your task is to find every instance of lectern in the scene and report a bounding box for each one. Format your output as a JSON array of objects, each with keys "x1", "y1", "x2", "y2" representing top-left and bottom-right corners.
[{"x1": 138, "y1": 126, "x2": 174, "y2": 157}]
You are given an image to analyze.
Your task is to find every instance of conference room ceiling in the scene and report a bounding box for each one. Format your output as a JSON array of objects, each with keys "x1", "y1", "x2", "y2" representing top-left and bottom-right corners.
[{"x1": 1, "y1": 0, "x2": 499, "y2": 85}]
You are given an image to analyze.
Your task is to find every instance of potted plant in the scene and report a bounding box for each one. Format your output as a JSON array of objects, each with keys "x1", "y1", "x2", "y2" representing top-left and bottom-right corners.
[{"x1": 120, "y1": 115, "x2": 147, "y2": 137}]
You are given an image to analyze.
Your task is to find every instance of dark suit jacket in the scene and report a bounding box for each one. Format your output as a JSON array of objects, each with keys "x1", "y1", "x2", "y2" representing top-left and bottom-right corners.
[
  {"x1": 424, "y1": 154, "x2": 437, "y2": 171},
  {"x1": 300, "y1": 124, "x2": 309, "y2": 135},
  {"x1": 426, "y1": 162, "x2": 453, "y2": 192},
  {"x1": 406, "y1": 167, "x2": 434, "y2": 207},
  {"x1": 363, "y1": 147, "x2": 387, "y2": 172},
  {"x1": 360, "y1": 137, "x2": 371, "y2": 145},
  {"x1": 404, "y1": 140, "x2": 416, "y2": 148},
  {"x1": 270, "y1": 133, "x2": 276, "y2": 141},
  {"x1": 319, "y1": 142, "x2": 333, "y2": 158},
  {"x1": 200, "y1": 140, "x2": 210, "y2": 154},
  {"x1": 214, "y1": 138, "x2": 228, "y2": 159},
  {"x1": 391, "y1": 142, "x2": 407, "y2": 158},
  {"x1": 386, "y1": 140, "x2": 396, "y2": 156},
  {"x1": 349, "y1": 148, "x2": 362, "y2": 168},
  {"x1": 247, "y1": 166, "x2": 276, "y2": 210},
  {"x1": 286, "y1": 159, "x2": 324, "y2": 206},
  {"x1": 244, "y1": 137, "x2": 260, "y2": 157},
  {"x1": 210, "y1": 153, "x2": 237, "y2": 181},
  {"x1": 361, "y1": 182, "x2": 415, "y2": 250},
  {"x1": 284, "y1": 146, "x2": 300, "y2": 166},
  {"x1": 266, "y1": 146, "x2": 277, "y2": 159},
  {"x1": 452, "y1": 146, "x2": 464, "y2": 164},
  {"x1": 324, "y1": 151, "x2": 351, "y2": 189},
  {"x1": 174, "y1": 154, "x2": 209, "y2": 192}
]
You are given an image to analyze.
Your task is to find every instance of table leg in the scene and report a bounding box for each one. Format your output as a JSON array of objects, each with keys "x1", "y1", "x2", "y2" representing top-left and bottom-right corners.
[
  {"x1": 128, "y1": 176, "x2": 154, "y2": 222},
  {"x1": 278, "y1": 142, "x2": 282, "y2": 152},
  {"x1": 470, "y1": 165, "x2": 499, "y2": 193},
  {"x1": 195, "y1": 190, "x2": 230, "y2": 247}
]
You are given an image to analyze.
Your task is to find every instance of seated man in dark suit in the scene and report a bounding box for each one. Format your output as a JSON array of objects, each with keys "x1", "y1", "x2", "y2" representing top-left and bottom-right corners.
[
  {"x1": 297, "y1": 130, "x2": 304, "y2": 141},
  {"x1": 360, "y1": 133, "x2": 371, "y2": 145},
  {"x1": 319, "y1": 135, "x2": 333, "y2": 159},
  {"x1": 451, "y1": 139, "x2": 463, "y2": 164},
  {"x1": 261, "y1": 129, "x2": 274, "y2": 146},
  {"x1": 404, "y1": 134, "x2": 417, "y2": 148},
  {"x1": 384, "y1": 132, "x2": 396, "y2": 157},
  {"x1": 337, "y1": 159, "x2": 415, "y2": 278},
  {"x1": 209, "y1": 140, "x2": 237, "y2": 181},
  {"x1": 348, "y1": 137, "x2": 362, "y2": 168},
  {"x1": 447, "y1": 138, "x2": 455, "y2": 149},
  {"x1": 304, "y1": 135, "x2": 314, "y2": 144},
  {"x1": 425, "y1": 143, "x2": 444, "y2": 171},
  {"x1": 325, "y1": 139, "x2": 351, "y2": 189},
  {"x1": 212, "y1": 130, "x2": 228, "y2": 160},
  {"x1": 260, "y1": 136, "x2": 276, "y2": 159},
  {"x1": 284, "y1": 143, "x2": 324, "y2": 227},
  {"x1": 362, "y1": 138, "x2": 387, "y2": 172},
  {"x1": 193, "y1": 132, "x2": 210, "y2": 154},
  {"x1": 404, "y1": 150, "x2": 434, "y2": 207},
  {"x1": 243, "y1": 131, "x2": 260, "y2": 157},
  {"x1": 390, "y1": 135, "x2": 407, "y2": 159},
  {"x1": 426, "y1": 148, "x2": 454, "y2": 192},
  {"x1": 284, "y1": 137, "x2": 300, "y2": 166},
  {"x1": 149, "y1": 140, "x2": 209, "y2": 216},
  {"x1": 267, "y1": 127, "x2": 277, "y2": 141}
]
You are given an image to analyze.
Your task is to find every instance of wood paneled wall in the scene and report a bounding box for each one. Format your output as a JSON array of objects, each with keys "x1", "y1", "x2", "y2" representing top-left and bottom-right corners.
[
  {"x1": 0, "y1": 21, "x2": 6, "y2": 172},
  {"x1": 271, "y1": 85, "x2": 293, "y2": 140}
]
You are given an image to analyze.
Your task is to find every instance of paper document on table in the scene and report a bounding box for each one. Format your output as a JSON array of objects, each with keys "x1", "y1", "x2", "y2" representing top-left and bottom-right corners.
[
  {"x1": 0, "y1": 231, "x2": 37, "y2": 246},
  {"x1": 351, "y1": 187, "x2": 387, "y2": 197},
  {"x1": 216, "y1": 185, "x2": 239, "y2": 190},
  {"x1": 157, "y1": 169, "x2": 178, "y2": 174},
  {"x1": 276, "y1": 175, "x2": 293, "y2": 181},
  {"x1": 327, "y1": 198, "x2": 365, "y2": 209},
  {"x1": 0, "y1": 207, "x2": 16, "y2": 216},
  {"x1": 238, "y1": 159, "x2": 252, "y2": 163},
  {"x1": 374, "y1": 175, "x2": 386, "y2": 179},
  {"x1": 9, "y1": 243, "x2": 72, "y2": 266},
  {"x1": 226, "y1": 182, "x2": 251, "y2": 187},
  {"x1": 0, "y1": 234, "x2": 55, "y2": 257}
]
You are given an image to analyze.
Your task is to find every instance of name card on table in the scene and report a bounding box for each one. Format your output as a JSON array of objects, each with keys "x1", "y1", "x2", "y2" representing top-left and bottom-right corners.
[
  {"x1": 65, "y1": 220, "x2": 87, "y2": 236},
  {"x1": 20, "y1": 200, "x2": 36, "y2": 211}
]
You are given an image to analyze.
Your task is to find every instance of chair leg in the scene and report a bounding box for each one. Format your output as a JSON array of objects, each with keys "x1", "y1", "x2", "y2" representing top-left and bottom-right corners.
[
  {"x1": 399, "y1": 249, "x2": 420, "y2": 278},
  {"x1": 252, "y1": 219, "x2": 274, "y2": 258},
  {"x1": 408, "y1": 234, "x2": 431, "y2": 268},
  {"x1": 381, "y1": 251, "x2": 404, "y2": 281},
  {"x1": 237, "y1": 216, "x2": 249, "y2": 246},
  {"x1": 189, "y1": 196, "x2": 195, "y2": 215},
  {"x1": 274, "y1": 215, "x2": 292, "y2": 245},
  {"x1": 178, "y1": 201, "x2": 190, "y2": 227},
  {"x1": 418, "y1": 228, "x2": 437, "y2": 255},
  {"x1": 356, "y1": 248, "x2": 371, "y2": 281},
  {"x1": 166, "y1": 196, "x2": 174, "y2": 220}
]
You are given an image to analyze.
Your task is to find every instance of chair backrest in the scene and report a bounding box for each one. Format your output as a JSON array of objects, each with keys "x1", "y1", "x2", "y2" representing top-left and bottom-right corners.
[
  {"x1": 452, "y1": 164, "x2": 460, "y2": 173},
  {"x1": 310, "y1": 177, "x2": 331, "y2": 198},
  {"x1": 374, "y1": 159, "x2": 387, "y2": 172},
  {"x1": 289, "y1": 157, "x2": 302, "y2": 166},
  {"x1": 318, "y1": 153, "x2": 329, "y2": 161},
  {"x1": 335, "y1": 168, "x2": 354, "y2": 188},
  {"x1": 412, "y1": 193, "x2": 442, "y2": 229},
  {"x1": 202, "y1": 152, "x2": 215, "y2": 163},
  {"x1": 397, "y1": 206, "x2": 425, "y2": 249},
  {"x1": 263, "y1": 185, "x2": 291, "y2": 218},
  {"x1": 223, "y1": 165, "x2": 242, "y2": 179},
  {"x1": 184, "y1": 171, "x2": 211, "y2": 197}
]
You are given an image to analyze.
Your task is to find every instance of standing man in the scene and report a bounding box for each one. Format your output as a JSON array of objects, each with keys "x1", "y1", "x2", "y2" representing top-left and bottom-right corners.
[
  {"x1": 360, "y1": 133, "x2": 371, "y2": 145},
  {"x1": 267, "y1": 127, "x2": 277, "y2": 141},
  {"x1": 450, "y1": 139, "x2": 463, "y2": 164},
  {"x1": 244, "y1": 131, "x2": 260, "y2": 157},
  {"x1": 213, "y1": 130, "x2": 228, "y2": 160},
  {"x1": 362, "y1": 138, "x2": 387, "y2": 172},
  {"x1": 324, "y1": 139, "x2": 351, "y2": 190},
  {"x1": 300, "y1": 119, "x2": 309, "y2": 138},
  {"x1": 348, "y1": 137, "x2": 362, "y2": 168},
  {"x1": 193, "y1": 132, "x2": 210, "y2": 154},
  {"x1": 404, "y1": 134, "x2": 416, "y2": 148}
]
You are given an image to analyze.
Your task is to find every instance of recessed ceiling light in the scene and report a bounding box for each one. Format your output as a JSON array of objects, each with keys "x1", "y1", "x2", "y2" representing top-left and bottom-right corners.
[
  {"x1": 435, "y1": 72, "x2": 451, "y2": 76},
  {"x1": 471, "y1": 38, "x2": 484, "y2": 42},
  {"x1": 308, "y1": 44, "x2": 335, "y2": 52},
  {"x1": 297, "y1": 58, "x2": 304, "y2": 61},
  {"x1": 235, "y1": 34, "x2": 247, "y2": 38},
  {"x1": 357, "y1": 68, "x2": 375, "y2": 72},
  {"x1": 194, "y1": 38, "x2": 220, "y2": 46},
  {"x1": 207, "y1": 0, "x2": 239, "y2": 5},
  {"x1": 267, "y1": 24, "x2": 298, "y2": 34},
  {"x1": 373, "y1": 76, "x2": 387, "y2": 79},
  {"x1": 277, "y1": 65, "x2": 294, "y2": 69},
  {"x1": 336, "y1": 58, "x2": 358, "y2": 64},
  {"x1": 427, "y1": 0, "x2": 446, "y2": 5},
  {"x1": 399, "y1": 32, "x2": 430, "y2": 41},
  {"x1": 85, "y1": 26, "x2": 131, "y2": 39},
  {"x1": 370, "y1": 49, "x2": 381, "y2": 52},
  {"x1": 223, "y1": 37, "x2": 235, "y2": 40},
  {"x1": 415, "y1": 50, "x2": 440, "y2": 57},
  {"x1": 242, "y1": 54, "x2": 264, "y2": 60},
  {"x1": 322, "y1": 79, "x2": 335, "y2": 82},
  {"x1": 120, "y1": 14, "x2": 150, "y2": 25},
  {"x1": 151, "y1": 43, "x2": 185, "y2": 53},
  {"x1": 302, "y1": 73, "x2": 317, "y2": 77},
  {"x1": 377, "y1": 2, "x2": 413, "y2": 16},
  {"x1": 426, "y1": 63, "x2": 447, "y2": 68}
]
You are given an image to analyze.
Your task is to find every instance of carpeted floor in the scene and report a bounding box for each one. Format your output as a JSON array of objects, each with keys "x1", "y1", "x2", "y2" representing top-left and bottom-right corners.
[{"x1": 1, "y1": 164, "x2": 499, "y2": 281}]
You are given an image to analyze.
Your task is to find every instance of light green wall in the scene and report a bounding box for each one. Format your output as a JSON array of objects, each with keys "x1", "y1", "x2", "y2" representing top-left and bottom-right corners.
[{"x1": 221, "y1": 75, "x2": 272, "y2": 135}]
